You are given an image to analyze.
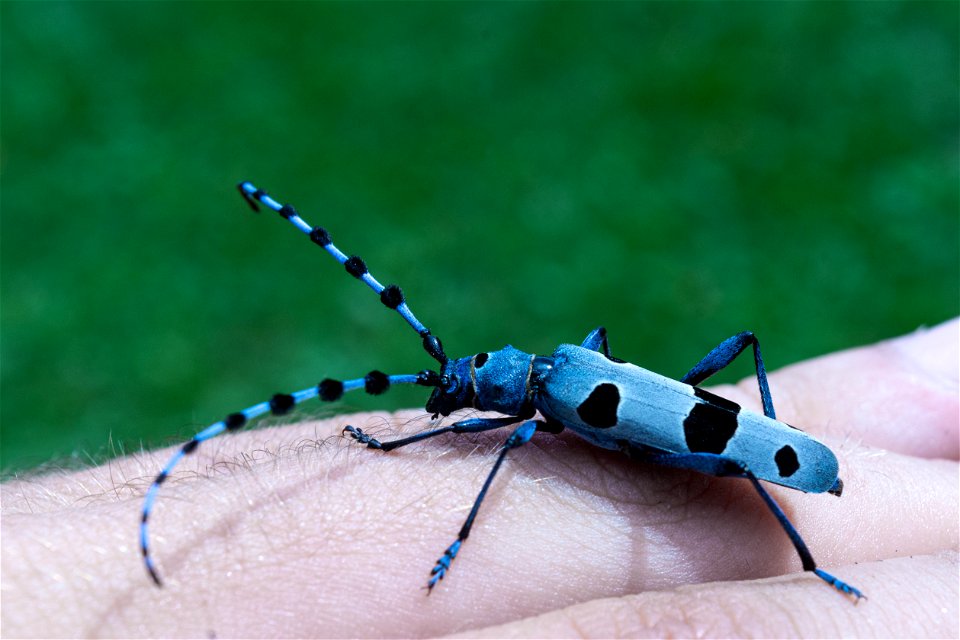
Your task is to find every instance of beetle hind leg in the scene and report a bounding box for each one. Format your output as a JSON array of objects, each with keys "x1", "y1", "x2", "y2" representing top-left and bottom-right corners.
[
  {"x1": 631, "y1": 450, "x2": 866, "y2": 602},
  {"x1": 681, "y1": 331, "x2": 777, "y2": 419}
]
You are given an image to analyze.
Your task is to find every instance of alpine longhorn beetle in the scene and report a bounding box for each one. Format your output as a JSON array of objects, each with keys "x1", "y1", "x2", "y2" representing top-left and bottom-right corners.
[{"x1": 139, "y1": 181, "x2": 865, "y2": 601}]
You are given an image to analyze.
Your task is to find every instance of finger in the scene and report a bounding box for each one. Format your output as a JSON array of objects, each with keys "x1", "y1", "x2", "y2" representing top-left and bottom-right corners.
[
  {"x1": 712, "y1": 318, "x2": 959, "y2": 459},
  {"x1": 456, "y1": 434, "x2": 958, "y2": 605},
  {"x1": 99, "y1": 412, "x2": 956, "y2": 637},
  {"x1": 450, "y1": 552, "x2": 959, "y2": 639}
]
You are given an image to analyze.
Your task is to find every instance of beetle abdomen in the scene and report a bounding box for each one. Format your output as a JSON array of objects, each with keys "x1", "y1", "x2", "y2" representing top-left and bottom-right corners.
[{"x1": 537, "y1": 345, "x2": 839, "y2": 493}]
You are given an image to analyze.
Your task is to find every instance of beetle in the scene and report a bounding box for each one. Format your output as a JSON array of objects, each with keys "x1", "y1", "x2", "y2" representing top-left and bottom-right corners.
[{"x1": 139, "y1": 181, "x2": 864, "y2": 601}]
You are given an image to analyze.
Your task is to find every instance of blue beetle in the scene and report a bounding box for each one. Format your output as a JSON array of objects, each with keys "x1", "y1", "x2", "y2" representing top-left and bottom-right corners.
[{"x1": 139, "y1": 182, "x2": 864, "y2": 602}]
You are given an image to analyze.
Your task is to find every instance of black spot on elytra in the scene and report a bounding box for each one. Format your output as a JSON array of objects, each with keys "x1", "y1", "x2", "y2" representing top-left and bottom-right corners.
[
  {"x1": 577, "y1": 383, "x2": 620, "y2": 428},
  {"x1": 775, "y1": 445, "x2": 800, "y2": 477},
  {"x1": 474, "y1": 352, "x2": 489, "y2": 368},
  {"x1": 683, "y1": 402, "x2": 739, "y2": 454}
]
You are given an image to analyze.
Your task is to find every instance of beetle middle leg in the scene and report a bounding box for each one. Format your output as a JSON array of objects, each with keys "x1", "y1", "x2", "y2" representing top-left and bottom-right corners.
[
  {"x1": 580, "y1": 326, "x2": 612, "y2": 357},
  {"x1": 426, "y1": 419, "x2": 540, "y2": 592},
  {"x1": 344, "y1": 415, "x2": 550, "y2": 590}
]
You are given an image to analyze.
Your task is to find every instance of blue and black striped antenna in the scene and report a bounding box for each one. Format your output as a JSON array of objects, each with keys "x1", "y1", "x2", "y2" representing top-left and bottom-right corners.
[
  {"x1": 140, "y1": 182, "x2": 445, "y2": 587},
  {"x1": 238, "y1": 181, "x2": 448, "y2": 365}
]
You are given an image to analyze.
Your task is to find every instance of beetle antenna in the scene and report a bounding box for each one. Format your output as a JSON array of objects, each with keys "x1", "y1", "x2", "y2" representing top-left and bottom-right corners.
[{"x1": 237, "y1": 182, "x2": 448, "y2": 365}]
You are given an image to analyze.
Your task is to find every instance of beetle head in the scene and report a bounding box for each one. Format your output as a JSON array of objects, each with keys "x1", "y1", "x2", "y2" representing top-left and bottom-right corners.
[{"x1": 424, "y1": 355, "x2": 475, "y2": 417}]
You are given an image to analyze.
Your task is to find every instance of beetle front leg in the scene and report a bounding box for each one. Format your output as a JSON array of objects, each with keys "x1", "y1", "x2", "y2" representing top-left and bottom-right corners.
[{"x1": 343, "y1": 415, "x2": 522, "y2": 451}]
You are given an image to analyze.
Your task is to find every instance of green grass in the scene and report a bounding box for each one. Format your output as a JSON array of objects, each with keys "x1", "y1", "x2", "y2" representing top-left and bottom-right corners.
[{"x1": 2, "y1": 1, "x2": 957, "y2": 473}]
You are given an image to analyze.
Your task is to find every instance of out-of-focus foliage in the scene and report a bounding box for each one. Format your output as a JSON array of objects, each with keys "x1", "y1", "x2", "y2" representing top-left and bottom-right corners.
[{"x1": 2, "y1": 2, "x2": 957, "y2": 471}]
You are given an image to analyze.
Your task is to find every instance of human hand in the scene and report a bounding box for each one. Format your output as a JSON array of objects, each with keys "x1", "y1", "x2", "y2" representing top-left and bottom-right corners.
[{"x1": 2, "y1": 320, "x2": 957, "y2": 637}]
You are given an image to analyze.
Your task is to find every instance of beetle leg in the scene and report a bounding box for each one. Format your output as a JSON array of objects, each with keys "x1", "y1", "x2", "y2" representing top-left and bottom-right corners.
[
  {"x1": 426, "y1": 419, "x2": 539, "y2": 592},
  {"x1": 343, "y1": 415, "x2": 522, "y2": 451},
  {"x1": 580, "y1": 326, "x2": 612, "y2": 358},
  {"x1": 631, "y1": 450, "x2": 865, "y2": 601},
  {"x1": 681, "y1": 331, "x2": 776, "y2": 419}
]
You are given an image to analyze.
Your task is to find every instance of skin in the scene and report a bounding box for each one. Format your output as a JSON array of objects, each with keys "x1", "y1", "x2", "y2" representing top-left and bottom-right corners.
[{"x1": 2, "y1": 319, "x2": 958, "y2": 638}]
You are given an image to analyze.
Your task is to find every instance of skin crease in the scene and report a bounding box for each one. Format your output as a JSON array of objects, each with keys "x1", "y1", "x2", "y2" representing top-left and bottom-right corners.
[{"x1": 1, "y1": 319, "x2": 957, "y2": 638}]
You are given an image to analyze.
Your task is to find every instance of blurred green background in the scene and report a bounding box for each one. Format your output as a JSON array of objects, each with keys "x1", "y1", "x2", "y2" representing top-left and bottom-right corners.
[{"x1": 2, "y1": 2, "x2": 957, "y2": 473}]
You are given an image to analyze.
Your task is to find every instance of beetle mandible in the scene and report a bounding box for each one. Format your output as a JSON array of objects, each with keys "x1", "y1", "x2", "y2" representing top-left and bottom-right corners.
[{"x1": 139, "y1": 182, "x2": 864, "y2": 602}]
